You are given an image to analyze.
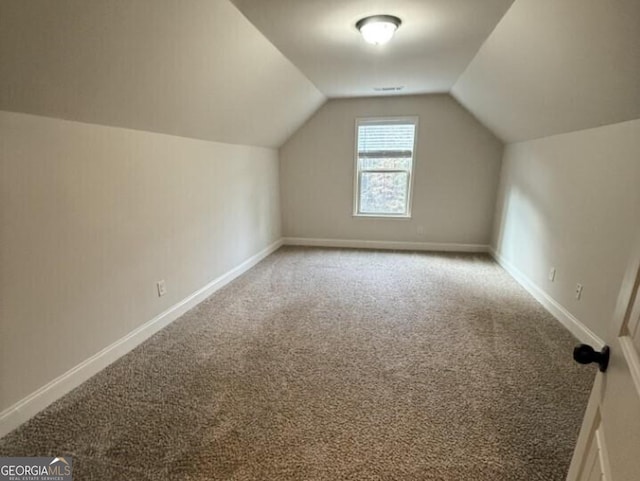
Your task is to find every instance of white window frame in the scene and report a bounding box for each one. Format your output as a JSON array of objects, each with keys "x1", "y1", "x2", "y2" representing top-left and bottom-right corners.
[{"x1": 353, "y1": 116, "x2": 419, "y2": 218}]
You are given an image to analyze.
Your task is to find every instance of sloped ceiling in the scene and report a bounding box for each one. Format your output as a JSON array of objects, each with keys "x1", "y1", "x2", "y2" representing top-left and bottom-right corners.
[
  {"x1": 231, "y1": 0, "x2": 514, "y2": 98},
  {"x1": 452, "y1": 0, "x2": 640, "y2": 143},
  {"x1": 0, "y1": 0, "x2": 325, "y2": 148},
  {"x1": 2, "y1": 0, "x2": 637, "y2": 147}
]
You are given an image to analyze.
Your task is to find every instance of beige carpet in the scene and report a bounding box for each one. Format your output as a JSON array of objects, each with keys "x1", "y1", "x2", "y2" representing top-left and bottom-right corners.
[{"x1": 0, "y1": 247, "x2": 594, "y2": 480}]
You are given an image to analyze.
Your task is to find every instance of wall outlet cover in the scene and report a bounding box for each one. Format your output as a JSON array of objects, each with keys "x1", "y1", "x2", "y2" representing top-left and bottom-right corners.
[{"x1": 157, "y1": 280, "x2": 167, "y2": 297}]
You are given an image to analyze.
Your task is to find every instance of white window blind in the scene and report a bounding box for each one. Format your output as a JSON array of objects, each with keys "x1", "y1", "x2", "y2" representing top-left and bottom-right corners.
[{"x1": 357, "y1": 124, "x2": 415, "y2": 159}]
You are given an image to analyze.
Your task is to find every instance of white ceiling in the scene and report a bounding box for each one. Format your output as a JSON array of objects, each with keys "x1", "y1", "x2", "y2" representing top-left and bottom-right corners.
[
  {"x1": 452, "y1": 0, "x2": 640, "y2": 143},
  {"x1": 0, "y1": 0, "x2": 325, "y2": 148},
  {"x1": 230, "y1": 0, "x2": 515, "y2": 98}
]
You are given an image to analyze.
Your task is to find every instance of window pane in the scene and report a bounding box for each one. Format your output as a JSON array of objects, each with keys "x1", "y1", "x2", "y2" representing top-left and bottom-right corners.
[
  {"x1": 360, "y1": 172, "x2": 408, "y2": 215},
  {"x1": 359, "y1": 157, "x2": 411, "y2": 171}
]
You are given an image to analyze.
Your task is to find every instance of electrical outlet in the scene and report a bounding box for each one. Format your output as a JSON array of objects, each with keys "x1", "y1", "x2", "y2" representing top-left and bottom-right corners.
[
  {"x1": 548, "y1": 267, "x2": 556, "y2": 282},
  {"x1": 417, "y1": 225, "x2": 425, "y2": 235},
  {"x1": 575, "y1": 283, "x2": 583, "y2": 300},
  {"x1": 157, "y1": 280, "x2": 167, "y2": 297}
]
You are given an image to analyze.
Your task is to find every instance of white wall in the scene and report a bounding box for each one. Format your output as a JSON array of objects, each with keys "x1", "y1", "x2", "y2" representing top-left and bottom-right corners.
[
  {"x1": 492, "y1": 119, "x2": 640, "y2": 341},
  {"x1": 280, "y1": 94, "x2": 503, "y2": 246},
  {"x1": 0, "y1": 111, "x2": 281, "y2": 413}
]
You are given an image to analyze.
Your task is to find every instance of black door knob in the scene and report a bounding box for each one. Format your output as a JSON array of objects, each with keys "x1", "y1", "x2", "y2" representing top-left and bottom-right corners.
[{"x1": 573, "y1": 344, "x2": 610, "y2": 372}]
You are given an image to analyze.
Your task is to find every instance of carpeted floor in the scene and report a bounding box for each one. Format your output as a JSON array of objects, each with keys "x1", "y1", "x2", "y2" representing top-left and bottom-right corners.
[{"x1": 0, "y1": 247, "x2": 594, "y2": 480}]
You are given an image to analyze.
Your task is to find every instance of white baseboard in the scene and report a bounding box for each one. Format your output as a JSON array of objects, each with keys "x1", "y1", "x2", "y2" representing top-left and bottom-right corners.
[
  {"x1": 0, "y1": 239, "x2": 283, "y2": 438},
  {"x1": 489, "y1": 247, "x2": 604, "y2": 348},
  {"x1": 283, "y1": 237, "x2": 490, "y2": 253}
]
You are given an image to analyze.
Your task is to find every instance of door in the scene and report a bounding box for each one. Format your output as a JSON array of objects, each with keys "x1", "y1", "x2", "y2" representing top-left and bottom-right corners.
[{"x1": 566, "y1": 236, "x2": 640, "y2": 481}]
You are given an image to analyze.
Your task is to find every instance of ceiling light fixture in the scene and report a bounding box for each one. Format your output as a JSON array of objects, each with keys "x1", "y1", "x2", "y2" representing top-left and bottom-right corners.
[{"x1": 356, "y1": 15, "x2": 401, "y2": 45}]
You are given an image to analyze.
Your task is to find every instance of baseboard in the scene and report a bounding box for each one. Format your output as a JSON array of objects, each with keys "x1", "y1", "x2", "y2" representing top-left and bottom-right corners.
[
  {"x1": 0, "y1": 238, "x2": 283, "y2": 439},
  {"x1": 283, "y1": 237, "x2": 490, "y2": 253},
  {"x1": 489, "y1": 247, "x2": 604, "y2": 348}
]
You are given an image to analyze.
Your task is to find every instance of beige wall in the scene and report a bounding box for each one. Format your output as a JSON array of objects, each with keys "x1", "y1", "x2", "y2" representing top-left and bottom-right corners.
[
  {"x1": 492, "y1": 119, "x2": 640, "y2": 341},
  {"x1": 279, "y1": 94, "x2": 503, "y2": 245},
  {"x1": 0, "y1": 111, "x2": 281, "y2": 412}
]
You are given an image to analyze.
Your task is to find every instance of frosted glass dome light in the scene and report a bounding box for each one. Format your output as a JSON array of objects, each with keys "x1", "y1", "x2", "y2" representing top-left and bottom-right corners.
[{"x1": 356, "y1": 15, "x2": 401, "y2": 45}]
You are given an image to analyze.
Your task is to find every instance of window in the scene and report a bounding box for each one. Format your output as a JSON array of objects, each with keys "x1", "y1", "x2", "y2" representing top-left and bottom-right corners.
[{"x1": 354, "y1": 117, "x2": 418, "y2": 217}]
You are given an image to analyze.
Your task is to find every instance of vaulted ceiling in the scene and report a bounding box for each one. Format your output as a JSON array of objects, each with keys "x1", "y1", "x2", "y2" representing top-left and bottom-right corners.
[
  {"x1": 0, "y1": 0, "x2": 325, "y2": 148},
  {"x1": 230, "y1": 0, "x2": 515, "y2": 98},
  {"x1": 1, "y1": 0, "x2": 638, "y2": 147},
  {"x1": 452, "y1": 0, "x2": 640, "y2": 142}
]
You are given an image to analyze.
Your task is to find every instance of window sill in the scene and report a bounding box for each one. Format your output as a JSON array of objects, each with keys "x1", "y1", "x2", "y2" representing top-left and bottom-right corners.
[{"x1": 353, "y1": 213, "x2": 412, "y2": 220}]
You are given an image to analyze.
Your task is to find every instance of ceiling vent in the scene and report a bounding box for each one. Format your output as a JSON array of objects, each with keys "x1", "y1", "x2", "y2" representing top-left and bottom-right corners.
[{"x1": 374, "y1": 86, "x2": 405, "y2": 92}]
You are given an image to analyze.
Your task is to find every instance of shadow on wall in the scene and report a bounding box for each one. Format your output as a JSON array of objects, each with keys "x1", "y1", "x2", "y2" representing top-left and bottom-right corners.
[{"x1": 493, "y1": 151, "x2": 557, "y2": 283}]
